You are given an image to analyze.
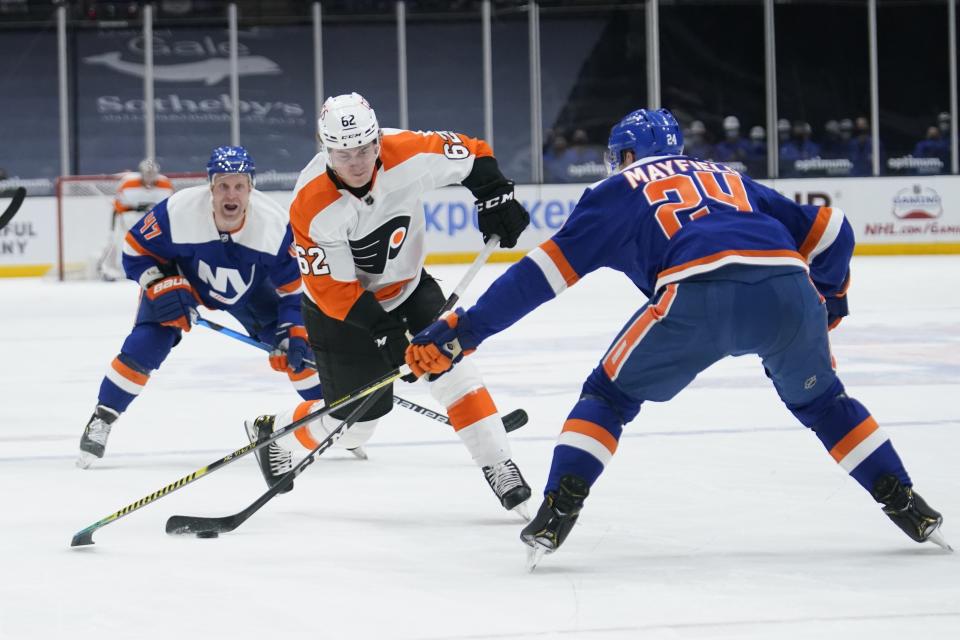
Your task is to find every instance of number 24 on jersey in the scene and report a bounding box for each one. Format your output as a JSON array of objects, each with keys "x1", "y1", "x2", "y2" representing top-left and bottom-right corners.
[{"x1": 643, "y1": 171, "x2": 753, "y2": 239}]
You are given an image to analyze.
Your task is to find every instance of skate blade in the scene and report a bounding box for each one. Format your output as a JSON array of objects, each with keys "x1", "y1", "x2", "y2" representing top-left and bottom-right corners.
[
  {"x1": 926, "y1": 528, "x2": 953, "y2": 552},
  {"x1": 348, "y1": 447, "x2": 368, "y2": 460},
  {"x1": 76, "y1": 451, "x2": 99, "y2": 469},
  {"x1": 525, "y1": 541, "x2": 550, "y2": 572},
  {"x1": 511, "y1": 500, "x2": 531, "y2": 522}
]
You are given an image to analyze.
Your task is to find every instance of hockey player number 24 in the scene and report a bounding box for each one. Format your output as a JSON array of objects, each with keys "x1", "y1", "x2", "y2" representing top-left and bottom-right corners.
[{"x1": 643, "y1": 171, "x2": 753, "y2": 240}]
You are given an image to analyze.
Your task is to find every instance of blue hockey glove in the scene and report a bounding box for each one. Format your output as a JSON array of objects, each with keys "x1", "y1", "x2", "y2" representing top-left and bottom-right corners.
[
  {"x1": 825, "y1": 272, "x2": 851, "y2": 331},
  {"x1": 826, "y1": 293, "x2": 848, "y2": 331},
  {"x1": 270, "y1": 324, "x2": 310, "y2": 373},
  {"x1": 405, "y1": 308, "x2": 479, "y2": 378},
  {"x1": 141, "y1": 275, "x2": 199, "y2": 332}
]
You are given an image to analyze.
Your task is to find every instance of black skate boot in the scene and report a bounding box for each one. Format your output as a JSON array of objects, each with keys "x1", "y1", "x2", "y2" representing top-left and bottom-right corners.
[
  {"x1": 483, "y1": 459, "x2": 532, "y2": 517},
  {"x1": 872, "y1": 474, "x2": 951, "y2": 550},
  {"x1": 244, "y1": 415, "x2": 294, "y2": 494},
  {"x1": 521, "y1": 474, "x2": 589, "y2": 570},
  {"x1": 77, "y1": 405, "x2": 120, "y2": 469}
]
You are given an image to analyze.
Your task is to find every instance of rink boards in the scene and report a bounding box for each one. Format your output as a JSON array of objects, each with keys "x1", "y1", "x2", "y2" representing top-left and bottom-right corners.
[{"x1": 2, "y1": 175, "x2": 960, "y2": 277}]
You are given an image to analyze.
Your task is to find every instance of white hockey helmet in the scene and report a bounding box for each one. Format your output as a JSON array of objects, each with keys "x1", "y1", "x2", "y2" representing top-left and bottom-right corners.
[
  {"x1": 138, "y1": 158, "x2": 160, "y2": 184},
  {"x1": 317, "y1": 93, "x2": 380, "y2": 150}
]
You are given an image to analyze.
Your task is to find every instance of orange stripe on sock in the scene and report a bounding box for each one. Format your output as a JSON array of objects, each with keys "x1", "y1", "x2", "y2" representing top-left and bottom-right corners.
[
  {"x1": 295, "y1": 426, "x2": 320, "y2": 449},
  {"x1": 447, "y1": 388, "x2": 497, "y2": 431},
  {"x1": 829, "y1": 416, "x2": 879, "y2": 462},
  {"x1": 292, "y1": 401, "x2": 320, "y2": 448},
  {"x1": 292, "y1": 401, "x2": 314, "y2": 421},
  {"x1": 561, "y1": 418, "x2": 619, "y2": 455},
  {"x1": 111, "y1": 357, "x2": 149, "y2": 386},
  {"x1": 287, "y1": 368, "x2": 316, "y2": 382}
]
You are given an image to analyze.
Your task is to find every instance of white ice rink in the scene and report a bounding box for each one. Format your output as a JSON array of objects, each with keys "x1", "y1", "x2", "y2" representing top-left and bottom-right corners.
[{"x1": 1, "y1": 256, "x2": 958, "y2": 639}]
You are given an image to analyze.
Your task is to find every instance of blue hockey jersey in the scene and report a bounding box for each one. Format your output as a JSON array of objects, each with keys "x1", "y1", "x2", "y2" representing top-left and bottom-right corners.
[
  {"x1": 462, "y1": 154, "x2": 854, "y2": 343},
  {"x1": 122, "y1": 185, "x2": 304, "y2": 327}
]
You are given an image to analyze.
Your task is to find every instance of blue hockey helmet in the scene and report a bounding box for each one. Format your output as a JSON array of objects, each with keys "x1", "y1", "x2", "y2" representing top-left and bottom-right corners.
[
  {"x1": 207, "y1": 145, "x2": 256, "y2": 184},
  {"x1": 607, "y1": 108, "x2": 684, "y2": 172}
]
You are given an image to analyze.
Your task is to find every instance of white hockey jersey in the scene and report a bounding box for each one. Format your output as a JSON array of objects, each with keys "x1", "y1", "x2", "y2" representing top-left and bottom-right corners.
[
  {"x1": 289, "y1": 128, "x2": 493, "y2": 320},
  {"x1": 113, "y1": 171, "x2": 174, "y2": 215}
]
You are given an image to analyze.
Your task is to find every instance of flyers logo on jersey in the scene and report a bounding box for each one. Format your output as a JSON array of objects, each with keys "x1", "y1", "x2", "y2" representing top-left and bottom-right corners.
[{"x1": 349, "y1": 216, "x2": 411, "y2": 274}]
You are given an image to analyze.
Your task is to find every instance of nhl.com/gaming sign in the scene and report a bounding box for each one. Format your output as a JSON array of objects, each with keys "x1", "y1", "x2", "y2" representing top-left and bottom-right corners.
[
  {"x1": 891, "y1": 184, "x2": 942, "y2": 219},
  {"x1": 863, "y1": 184, "x2": 959, "y2": 238}
]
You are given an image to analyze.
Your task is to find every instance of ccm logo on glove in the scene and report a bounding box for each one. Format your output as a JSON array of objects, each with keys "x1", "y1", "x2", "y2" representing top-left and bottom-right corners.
[{"x1": 476, "y1": 191, "x2": 515, "y2": 212}]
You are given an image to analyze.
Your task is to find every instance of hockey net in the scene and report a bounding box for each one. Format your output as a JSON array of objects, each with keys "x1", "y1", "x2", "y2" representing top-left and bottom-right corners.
[{"x1": 55, "y1": 172, "x2": 208, "y2": 281}]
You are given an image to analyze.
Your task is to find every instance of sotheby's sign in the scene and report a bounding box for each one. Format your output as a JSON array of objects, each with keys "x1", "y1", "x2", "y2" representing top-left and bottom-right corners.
[{"x1": 75, "y1": 27, "x2": 315, "y2": 175}]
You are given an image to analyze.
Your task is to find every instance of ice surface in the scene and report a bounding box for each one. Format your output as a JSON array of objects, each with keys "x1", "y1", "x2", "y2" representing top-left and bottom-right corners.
[{"x1": 1, "y1": 256, "x2": 957, "y2": 639}]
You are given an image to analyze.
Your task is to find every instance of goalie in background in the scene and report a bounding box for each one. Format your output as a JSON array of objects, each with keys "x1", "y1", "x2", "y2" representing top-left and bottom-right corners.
[
  {"x1": 95, "y1": 159, "x2": 174, "y2": 281},
  {"x1": 77, "y1": 146, "x2": 323, "y2": 469}
]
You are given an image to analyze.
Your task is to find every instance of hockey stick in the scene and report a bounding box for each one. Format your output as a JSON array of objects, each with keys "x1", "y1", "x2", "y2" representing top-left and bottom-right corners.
[
  {"x1": 192, "y1": 315, "x2": 527, "y2": 433},
  {"x1": 166, "y1": 386, "x2": 389, "y2": 537},
  {"x1": 70, "y1": 364, "x2": 408, "y2": 547},
  {"x1": 0, "y1": 187, "x2": 26, "y2": 231},
  {"x1": 70, "y1": 237, "x2": 504, "y2": 547},
  {"x1": 164, "y1": 236, "x2": 504, "y2": 537}
]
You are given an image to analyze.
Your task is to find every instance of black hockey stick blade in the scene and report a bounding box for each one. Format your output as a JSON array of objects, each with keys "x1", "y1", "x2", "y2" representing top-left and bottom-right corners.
[
  {"x1": 166, "y1": 460, "x2": 304, "y2": 536},
  {"x1": 166, "y1": 387, "x2": 386, "y2": 537},
  {"x1": 0, "y1": 187, "x2": 26, "y2": 231}
]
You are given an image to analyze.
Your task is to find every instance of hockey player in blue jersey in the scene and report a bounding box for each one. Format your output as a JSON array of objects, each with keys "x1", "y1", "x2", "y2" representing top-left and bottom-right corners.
[
  {"x1": 406, "y1": 108, "x2": 950, "y2": 566},
  {"x1": 77, "y1": 146, "x2": 322, "y2": 469}
]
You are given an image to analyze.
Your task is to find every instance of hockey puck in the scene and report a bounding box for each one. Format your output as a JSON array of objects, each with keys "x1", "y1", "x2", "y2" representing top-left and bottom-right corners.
[{"x1": 195, "y1": 530, "x2": 219, "y2": 539}]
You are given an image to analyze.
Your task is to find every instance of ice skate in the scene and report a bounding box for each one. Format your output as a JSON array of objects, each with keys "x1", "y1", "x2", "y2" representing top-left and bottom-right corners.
[
  {"x1": 244, "y1": 415, "x2": 294, "y2": 494},
  {"x1": 872, "y1": 474, "x2": 952, "y2": 551},
  {"x1": 521, "y1": 474, "x2": 589, "y2": 571},
  {"x1": 347, "y1": 446, "x2": 368, "y2": 460},
  {"x1": 77, "y1": 405, "x2": 119, "y2": 469},
  {"x1": 482, "y1": 459, "x2": 532, "y2": 519}
]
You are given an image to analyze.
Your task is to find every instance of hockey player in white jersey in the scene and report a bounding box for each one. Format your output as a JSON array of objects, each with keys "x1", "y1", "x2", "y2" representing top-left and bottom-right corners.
[
  {"x1": 243, "y1": 92, "x2": 533, "y2": 515},
  {"x1": 77, "y1": 146, "x2": 322, "y2": 469},
  {"x1": 96, "y1": 159, "x2": 174, "y2": 281}
]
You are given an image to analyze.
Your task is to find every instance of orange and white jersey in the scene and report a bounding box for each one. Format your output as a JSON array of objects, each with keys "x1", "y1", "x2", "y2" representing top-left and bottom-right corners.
[
  {"x1": 113, "y1": 171, "x2": 174, "y2": 215},
  {"x1": 289, "y1": 128, "x2": 493, "y2": 320}
]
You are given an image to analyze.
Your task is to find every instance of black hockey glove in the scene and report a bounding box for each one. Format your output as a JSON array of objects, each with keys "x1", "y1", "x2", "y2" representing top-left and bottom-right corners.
[
  {"x1": 345, "y1": 291, "x2": 416, "y2": 381},
  {"x1": 475, "y1": 183, "x2": 529, "y2": 249}
]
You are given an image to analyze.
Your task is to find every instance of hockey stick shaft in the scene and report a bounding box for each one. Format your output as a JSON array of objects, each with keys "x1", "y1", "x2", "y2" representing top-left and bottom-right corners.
[
  {"x1": 437, "y1": 235, "x2": 500, "y2": 315},
  {"x1": 192, "y1": 314, "x2": 527, "y2": 431},
  {"x1": 193, "y1": 316, "x2": 320, "y2": 370},
  {"x1": 166, "y1": 387, "x2": 389, "y2": 536},
  {"x1": 0, "y1": 187, "x2": 26, "y2": 231},
  {"x1": 165, "y1": 236, "x2": 503, "y2": 537}
]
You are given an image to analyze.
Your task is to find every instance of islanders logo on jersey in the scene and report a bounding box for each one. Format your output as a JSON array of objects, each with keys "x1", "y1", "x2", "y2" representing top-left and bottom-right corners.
[
  {"x1": 196, "y1": 261, "x2": 256, "y2": 305},
  {"x1": 349, "y1": 216, "x2": 411, "y2": 274}
]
